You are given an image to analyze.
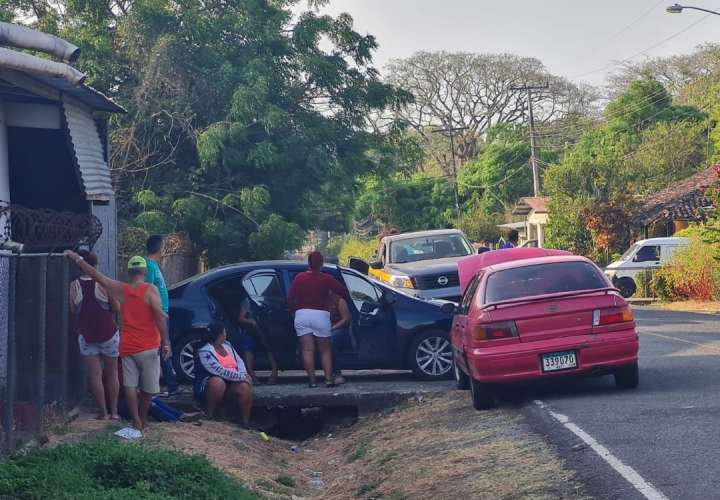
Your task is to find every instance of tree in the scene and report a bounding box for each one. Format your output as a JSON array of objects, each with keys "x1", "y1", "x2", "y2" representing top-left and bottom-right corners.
[
  {"x1": 385, "y1": 51, "x2": 596, "y2": 173},
  {"x1": 1, "y1": 1, "x2": 412, "y2": 265}
]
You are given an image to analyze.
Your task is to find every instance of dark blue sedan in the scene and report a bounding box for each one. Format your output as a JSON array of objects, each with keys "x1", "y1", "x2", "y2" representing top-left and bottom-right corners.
[{"x1": 168, "y1": 260, "x2": 455, "y2": 382}]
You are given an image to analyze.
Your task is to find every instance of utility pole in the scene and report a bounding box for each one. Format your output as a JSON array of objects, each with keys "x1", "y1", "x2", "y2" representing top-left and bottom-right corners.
[
  {"x1": 510, "y1": 82, "x2": 548, "y2": 197},
  {"x1": 432, "y1": 126, "x2": 468, "y2": 221}
]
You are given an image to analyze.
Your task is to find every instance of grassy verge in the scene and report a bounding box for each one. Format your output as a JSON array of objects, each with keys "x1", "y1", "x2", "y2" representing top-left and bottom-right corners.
[
  {"x1": 0, "y1": 436, "x2": 259, "y2": 499},
  {"x1": 651, "y1": 300, "x2": 720, "y2": 314}
]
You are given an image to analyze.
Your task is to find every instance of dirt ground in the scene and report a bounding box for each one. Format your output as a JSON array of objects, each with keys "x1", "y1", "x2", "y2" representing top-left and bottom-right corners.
[{"x1": 51, "y1": 392, "x2": 586, "y2": 500}]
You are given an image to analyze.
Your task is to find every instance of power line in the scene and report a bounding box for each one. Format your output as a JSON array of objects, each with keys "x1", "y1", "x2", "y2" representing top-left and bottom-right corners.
[
  {"x1": 572, "y1": 13, "x2": 713, "y2": 80},
  {"x1": 510, "y1": 82, "x2": 549, "y2": 196}
]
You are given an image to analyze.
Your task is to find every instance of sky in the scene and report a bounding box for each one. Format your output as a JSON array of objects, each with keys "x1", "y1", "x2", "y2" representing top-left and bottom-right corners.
[{"x1": 315, "y1": 0, "x2": 720, "y2": 86}]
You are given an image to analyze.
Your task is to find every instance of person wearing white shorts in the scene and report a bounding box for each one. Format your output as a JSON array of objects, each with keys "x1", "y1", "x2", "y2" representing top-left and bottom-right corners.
[{"x1": 288, "y1": 251, "x2": 350, "y2": 388}]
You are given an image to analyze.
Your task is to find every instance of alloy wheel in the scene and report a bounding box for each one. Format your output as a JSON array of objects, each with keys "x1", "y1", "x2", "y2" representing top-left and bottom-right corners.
[
  {"x1": 415, "y1": 336, "x2": 453, "y2": 377},
  {"x1": 179, "y1": 341, "x2": 197, "y2": 379}
]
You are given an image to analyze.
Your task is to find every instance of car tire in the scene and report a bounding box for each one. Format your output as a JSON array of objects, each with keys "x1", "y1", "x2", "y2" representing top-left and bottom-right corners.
[
  {"x1": 614, "y1": 362, "x2": 639, "y2": 390},
  {"x1": 408, "y1": 331, "x2": 454, "y2": 381},
  {"x1": 617, "y1": 277, "x2": 636, "y2": 299},
  {"x1": 173, "y1": 331, "x2": 202, "y2": 384},
  {"x1": 454, "y1": 360, "x2": 470, "y2": 390},
  {"x1": 470, "y1": 377, "x2": 495, "y2": 410}
]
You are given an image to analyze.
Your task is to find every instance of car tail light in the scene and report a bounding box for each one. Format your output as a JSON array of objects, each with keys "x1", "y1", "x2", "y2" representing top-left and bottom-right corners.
[
  {"x1": 472, "y1": 321, "x2": 518, "y2": 341},
  {"x1": 592, "y1": 305, "x2": 633, "y2": 326}
]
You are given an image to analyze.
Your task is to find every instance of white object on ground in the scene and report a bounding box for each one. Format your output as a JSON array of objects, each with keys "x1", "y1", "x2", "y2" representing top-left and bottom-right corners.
[
  {"x1": 534, "y1": 400, "x2": 669, "y2": 500},
  {"x1": 115, "y1": 427, "x2": 143, "y2": 440}
]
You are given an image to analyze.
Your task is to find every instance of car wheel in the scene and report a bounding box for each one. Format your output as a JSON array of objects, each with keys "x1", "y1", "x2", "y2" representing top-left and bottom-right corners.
[
  {"x1": 173, "y1": 332, "x2": 202, "y2": 384},
  {"x1": 454, "y1": 360, "x2": 470, "y2": 390},
  {"x1": 409, "y1": 332, "x2": 454, "y2": 380},
  {"x1": 470, "y1": 377, "x2": 495, "y2": 410},
  {"x1": 617, "y1": 277, "x2": 636, "y2": 298},
  {"x1": 614, "y1": 362, "x2": 639, "y2": 389}
]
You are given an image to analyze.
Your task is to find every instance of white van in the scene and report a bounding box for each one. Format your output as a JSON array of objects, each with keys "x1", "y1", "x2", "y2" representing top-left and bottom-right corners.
[{"x1": 605, "y1": 237, "x2": 689, "y2": 298}]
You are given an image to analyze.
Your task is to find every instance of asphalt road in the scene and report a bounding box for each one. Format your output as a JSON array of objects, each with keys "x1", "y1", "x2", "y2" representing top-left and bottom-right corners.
[{"x1": 521, "y1": 308, "x2": 720, "y2": 500}]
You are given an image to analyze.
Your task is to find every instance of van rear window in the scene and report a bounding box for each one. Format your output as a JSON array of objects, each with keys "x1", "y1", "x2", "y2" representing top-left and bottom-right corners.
[{"x1": 485, "y1": 262, "x2": 607, "y2": 303}]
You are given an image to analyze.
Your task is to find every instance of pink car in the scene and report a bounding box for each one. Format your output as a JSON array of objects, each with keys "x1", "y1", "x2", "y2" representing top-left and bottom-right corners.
[{"x1": 452, "y1": 248, "x2": 639, "y2": 410}]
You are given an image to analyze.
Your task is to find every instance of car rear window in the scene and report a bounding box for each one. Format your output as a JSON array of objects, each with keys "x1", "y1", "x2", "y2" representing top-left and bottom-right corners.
[{"x1": 485, "y1": 261, "x2": 607, "y2": 303}]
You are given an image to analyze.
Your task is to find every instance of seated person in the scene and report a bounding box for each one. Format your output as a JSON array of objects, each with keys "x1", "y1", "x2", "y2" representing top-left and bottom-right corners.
[
  {"x1": 238, "y1": 297, "x2": 278, "y2": 385},
  {"x1": 193, "y1": 321, "x2": 253, "y2": 428},
  {"x1": 327, "y1": 290, "x2": 352, "y2": 385}
]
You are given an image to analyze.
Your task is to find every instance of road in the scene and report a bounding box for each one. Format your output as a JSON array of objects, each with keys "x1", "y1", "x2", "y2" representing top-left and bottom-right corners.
[{"x1": 522, "y1": 308, "x2": 720, "y2": 500}]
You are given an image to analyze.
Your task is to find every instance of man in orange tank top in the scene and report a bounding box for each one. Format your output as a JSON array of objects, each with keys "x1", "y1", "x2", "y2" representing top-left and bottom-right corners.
[{"x1": 65, "y1": 251, "x2": 171, "y2": 437}]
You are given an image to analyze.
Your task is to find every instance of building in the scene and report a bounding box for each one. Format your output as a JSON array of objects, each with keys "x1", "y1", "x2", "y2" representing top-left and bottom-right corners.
[
  {"x1": 506, "y1": 196, "x2": 550, "y2": 247},
  {"x1": 0, "y1": 23, "x2": 123, "y2": 452},
  {"x1": 632, "y1": 166, "x2": 717, "y2": 238},
  {"x1": 0, "y1": 23, "x2": 124, "y2": 273}
]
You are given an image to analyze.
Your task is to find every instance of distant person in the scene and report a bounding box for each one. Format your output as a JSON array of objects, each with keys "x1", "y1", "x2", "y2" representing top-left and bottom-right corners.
[
  {"x1": 238, "y1": 297, "x2": 279, "y2": 385},
  {"x1": 194, "y1": 321, "x2": 253, "y2": 427},
  {"x1": 145, "y1": 235, "x2": 178, "y2": 397},
  {"x1": 69, "y1": 250, "x2": 120, "y2": 421},
  {"x1": 287, "y1": 251, "x2": 349, "y2": 388},
  {"x1": 65, "y1": 251, "x2": 171, "y2": 439},
  {"x1": 327, "y1": 290, "x2": 351, "y2": 385},
  {"x1": 501, "y1": 230, "x2": 519, "y2": 249}
]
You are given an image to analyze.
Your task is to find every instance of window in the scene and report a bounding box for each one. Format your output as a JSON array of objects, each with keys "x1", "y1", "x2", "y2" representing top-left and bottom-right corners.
[
  {"x1": 389, "y1": 234, "x2": 472, "y2": 264},
  {"x1": 342, "y1": 272, "x2": 381, "y2": 310},
  {"x1": 459, "y1": 273, "x2": 482, "y2": 315},
  {"x1": 633, "y1": 245, "x2": 660, "y2": 263},
  {"x1": 485, "y1": 262, "x2": 607, "y2": 303},
  {"x1": 244, "y1": 273, "x2": 284, "y2": 306}
]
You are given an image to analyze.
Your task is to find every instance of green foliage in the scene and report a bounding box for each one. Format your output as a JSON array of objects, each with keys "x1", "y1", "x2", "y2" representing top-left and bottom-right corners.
[
  {"x1": 675, "y1": 219, "x2": 720, "y2": 245},
  {"x1": 248, "y1": 214, "x2": 304, "y2": 260},
  {"x1": 336, "y1": 237, "x2": 377, "y2": 265},
  {"x1": 0, "y1": 437, "x2": 258, "y2": 499},
  {"x1": 544, "y1": 195, "x2": 593, "y2": 255},
  {"x1": 1, "y1": 0, "x2": 411, "y2": 266},
  {"x1": 355, "y1": 176, "x2": 455, "y2": 233},
  {"x1": 457, "y1": 208, "x2": 503, "y2": 244},
  {"x1": 651, "y1": 237, "x2": 720, "y2": 301},
  {"x1": 276, "y1": 475, "x2": 296, "y2": 488}
]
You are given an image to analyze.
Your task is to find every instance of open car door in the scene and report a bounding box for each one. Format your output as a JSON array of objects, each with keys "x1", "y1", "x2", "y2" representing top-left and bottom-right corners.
[{"x1": 241, "y1": 269, "x2": 296, "y2": 369}]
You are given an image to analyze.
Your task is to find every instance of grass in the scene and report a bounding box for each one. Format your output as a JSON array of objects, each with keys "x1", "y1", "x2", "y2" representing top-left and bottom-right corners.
[
  {"x1": 275, "y1": 474, "x2": 296, "y2": 488},
  {"x1": 349, "y1": 441, "x2": 369, "y2": 462},
  {"x1": 357, "y1": 481, "x2": 379, "y2": 496},
  {"x1": 0, "y1": 437, "x2": 259, "y2": 499}
]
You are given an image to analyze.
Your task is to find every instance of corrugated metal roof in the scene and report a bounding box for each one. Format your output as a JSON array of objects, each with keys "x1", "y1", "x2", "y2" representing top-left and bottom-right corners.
[
  {"x1": 28, "y1": 73, "x2": 125, "y2": 113},
  {"x1": 63, "y1": 98, "x2": 113, "y2": 200}
]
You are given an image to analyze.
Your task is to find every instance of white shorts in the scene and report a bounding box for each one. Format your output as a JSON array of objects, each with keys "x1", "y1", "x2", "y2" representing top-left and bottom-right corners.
[
  {"x1": 79, "y1": 331, "x2": 119, "y2": 357},
  {"x1": 294, "y1": 309, "x2": 332, "y2": 338}
]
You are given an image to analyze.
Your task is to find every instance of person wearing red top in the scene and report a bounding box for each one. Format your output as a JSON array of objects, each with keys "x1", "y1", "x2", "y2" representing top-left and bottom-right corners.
[
  {"x1": 65, "y1": 250, "x2": 171, "y2": 438},
  {"x1": 287, "y1": 251, "x2": 349, "y2": 388},
  {"x1": 69, "y1": 250, "x2": 120, "y2": 420}
]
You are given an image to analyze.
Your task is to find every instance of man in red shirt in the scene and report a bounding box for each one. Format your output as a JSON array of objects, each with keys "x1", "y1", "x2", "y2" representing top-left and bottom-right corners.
[{"x1": 287, "y1": 251, "x2": 349, "y2": 388}]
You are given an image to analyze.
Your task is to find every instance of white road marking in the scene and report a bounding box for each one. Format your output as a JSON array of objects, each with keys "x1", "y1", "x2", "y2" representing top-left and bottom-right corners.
[{"x1": 534, "y1": 400, "x2": 669, "y2": 500}]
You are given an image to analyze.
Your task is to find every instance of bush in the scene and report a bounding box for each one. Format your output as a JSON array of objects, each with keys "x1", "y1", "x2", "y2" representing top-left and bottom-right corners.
[
  {"x1": 0, "y1": 437, "x2": 259, "y2": 500},
  {"x1": 337, "y1": 237, "x2": 377, "y2": 266},
  {"x1": 651, "y1": 237, "x2": 720, "y2": 301}
]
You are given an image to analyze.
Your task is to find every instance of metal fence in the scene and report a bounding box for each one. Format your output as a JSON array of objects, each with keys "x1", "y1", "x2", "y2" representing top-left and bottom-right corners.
[{"x1": 0, "y1": 253, "x2": 85, "y2": 454}]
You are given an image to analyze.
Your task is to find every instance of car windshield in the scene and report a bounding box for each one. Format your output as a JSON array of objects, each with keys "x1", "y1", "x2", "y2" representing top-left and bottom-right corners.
[
  {"x1": 619, "y1": 244, "x2": 639, "y2": 261},
  {"x1": 389, "y1": 234, "x2": 472, "y2": 263},
  {"x1": 485, "y1": 261, "x2": 607, "y2": 303}
]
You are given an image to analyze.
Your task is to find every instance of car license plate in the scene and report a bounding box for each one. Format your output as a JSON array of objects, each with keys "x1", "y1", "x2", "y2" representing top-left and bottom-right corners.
[{"x1": 541, "y1": 351, "x2": 577, "y2": 372}]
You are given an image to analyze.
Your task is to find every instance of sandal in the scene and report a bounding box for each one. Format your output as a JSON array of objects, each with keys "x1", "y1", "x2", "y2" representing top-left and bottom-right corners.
[{"x1": 325, "y1": 382, "x2": 336, "y2": 388}]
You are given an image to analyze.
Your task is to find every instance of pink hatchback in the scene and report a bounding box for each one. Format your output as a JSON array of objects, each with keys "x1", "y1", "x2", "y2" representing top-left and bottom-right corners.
[{"x1": 451, "y1": 248, "x2": 639, "y2": 410}]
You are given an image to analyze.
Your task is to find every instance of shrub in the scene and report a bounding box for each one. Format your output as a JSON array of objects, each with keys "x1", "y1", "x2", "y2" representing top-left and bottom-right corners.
[
  {"x1": 337, "y1": 237, "x2": 377, "y2": 265},
  {"x1": 651, "y1": 237, "x2": 720, "y2": 301},
  {"x1": 0, "y1": 437, "x2": 258, "y2": 500}
]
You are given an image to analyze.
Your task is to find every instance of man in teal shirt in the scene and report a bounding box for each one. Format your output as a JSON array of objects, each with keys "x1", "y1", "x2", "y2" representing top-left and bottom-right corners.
[{"x1": 146, "y1": 235, "x2": 177, "y2": 395}]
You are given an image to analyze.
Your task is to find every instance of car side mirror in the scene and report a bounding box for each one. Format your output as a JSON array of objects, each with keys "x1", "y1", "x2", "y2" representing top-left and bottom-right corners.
[
  {"x1": 440, "y1": 302, "x2": 457, "y2": 314},
  {"x1": 369, "y1": 260, "x2": 383, "y2": 270},
  {"x1": 348, "y1": 257, "x2": 370, "y2": 275},
  {"x1": 382, "y1": 291, "x2": 397, "y2": 305},
  {"x1": 360, "y1": 302, "x2": 378, "y2": 314}
]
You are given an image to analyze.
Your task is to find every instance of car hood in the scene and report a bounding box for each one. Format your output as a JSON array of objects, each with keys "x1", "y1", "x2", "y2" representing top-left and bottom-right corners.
[
  {"x1": 604, "y1": 260, "x2": 624, "y2": 270},
  {"x1": 387, "y1": 257, "x2": 464, "y2": 276}
]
